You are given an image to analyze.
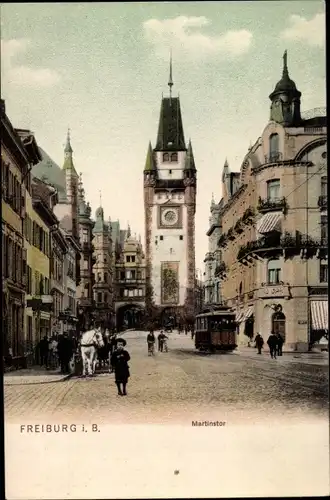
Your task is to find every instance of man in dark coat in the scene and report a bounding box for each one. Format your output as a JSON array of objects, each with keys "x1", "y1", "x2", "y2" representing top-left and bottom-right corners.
[
  {"x1": 39, "y1": 336, "x2": 49, "y2": 368},
  {"x1": 110, "y1": 339, "x2": 130, "y2": 396},
  {"x1": 255, "y1": 333, "x2": 264, "y2": 354},
  {"x1": 276, "y1": 333, "x2": 284, "y2": 356},
  {"x1": 57, "y1": 333, "x2": 74, "y2": 374},
  {"x1": 147, "y1": 331, "x2": 156, "y2": 356},
  {"x1": 267, "y1": 332, "x2": 278, "y2": 359}
]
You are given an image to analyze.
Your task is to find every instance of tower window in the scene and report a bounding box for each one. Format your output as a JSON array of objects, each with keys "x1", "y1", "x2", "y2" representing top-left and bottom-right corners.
[
  {"x1": 171, "y1": 153, "x2": 178, "y2": 162},
  {"x1": 163, "y1": 153, "x2": 169, "y2": 162},
  {"x1": 269, "y1": 134, "x2": 280, "y2": 161},
  {"x1": 169, "y1": 169, "x2": 172, "y2": 174},
  {"x1": 179, "y1": 235, "x2": 183, "y2": 240},
  {"x1": 160, "y1": 235, "x2": 163, "y2": 241}
]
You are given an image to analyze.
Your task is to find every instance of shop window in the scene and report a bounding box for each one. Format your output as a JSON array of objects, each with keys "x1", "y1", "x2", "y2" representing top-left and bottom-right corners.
[
  {"x1": 320, "y1": 261, "x2": 328, "y2": 283},
  {"x1": 271, "y1": 307, "x2": 286, "y2": 339}
]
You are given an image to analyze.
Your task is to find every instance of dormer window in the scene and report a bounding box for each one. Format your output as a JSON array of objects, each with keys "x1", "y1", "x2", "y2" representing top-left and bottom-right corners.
[
  {"x1": 171, "y1": 153, "x2": 178, "y2": 162},
  {"x1": 163, "y1": 153, "x2": 169, "y2": 162}
]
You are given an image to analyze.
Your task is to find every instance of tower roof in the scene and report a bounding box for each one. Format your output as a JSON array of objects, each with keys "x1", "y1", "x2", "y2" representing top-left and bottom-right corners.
[
  {"x1": 155, "y1": 97, "x2": 186, "y2": 151},
  {"x1": 64, "y1": 128, "x2": 73, "y2": 153},
  {"x1": 144, "y1": 141, "x2": 155, "y2": 171},
  {"x1": 269, "y1": 50, "x2": 301, "y2": 100},
  {"x1": 184, "y1": 140, "x2": 196, "y2": 171}
]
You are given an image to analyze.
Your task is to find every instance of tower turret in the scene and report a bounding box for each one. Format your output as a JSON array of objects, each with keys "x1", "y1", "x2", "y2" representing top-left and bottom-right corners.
[{"x1": 269, "y1": 50, "x2": 302, "y2": 126}]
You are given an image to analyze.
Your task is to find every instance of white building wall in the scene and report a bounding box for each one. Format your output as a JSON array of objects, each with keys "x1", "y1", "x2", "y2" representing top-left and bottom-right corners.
[
  {"x1": 150, "y1": 195, "x2": 187, "y2": 306},
  {"x1": 155, "y1": 151, "x2": 185, "y2": 181}
]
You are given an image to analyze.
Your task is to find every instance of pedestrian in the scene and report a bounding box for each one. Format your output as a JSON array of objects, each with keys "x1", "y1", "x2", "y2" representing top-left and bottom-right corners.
[
  {"x1": 276, "y1": 333, "x2": 284, "y2": 356},
  {"x1": 267, "y1": 332, "x2": 278, "y2": 359},
  {"x1": 255, "y1": 333, "x2": 264, "y2": 354},
  {"x1": 110, "y1": 339, "x2": 130, "y2": 396},
  {"x1": 147, "y1": 330, "x2": 156, "y2": 356},
  {"x1": 49, "y1": 336, "x2": 58, "y2": 369},
  {"x1": 39, "y1": 336, "x2": 49, "y2": 368},
  {"x1": 158, "y1": 331, "x2": 164, "y2": 352},
  {"x1": 162, "y1": 333, "x2": 169, "y2": 352},
  {"x1": 57, "y1": 333, "x2": 74, "y2": 374}
]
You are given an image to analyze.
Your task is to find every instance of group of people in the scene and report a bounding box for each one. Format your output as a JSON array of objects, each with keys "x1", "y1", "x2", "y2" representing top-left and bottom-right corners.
[
  {"x1": 254, "y1": 332, "x2": 284, "y2": 359},
  {"x1": 146, "y1": 330, "x2": 169, "y2": 356},
  {"x1": 37, "y1": 333, "x2": 76, "y2": 374}
]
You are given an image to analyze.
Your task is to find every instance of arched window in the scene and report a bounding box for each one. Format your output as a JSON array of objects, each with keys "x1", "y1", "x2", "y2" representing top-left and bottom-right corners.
[
  {"x1": 267, "y1": 259, "x2": 281, "y2": 284},
  {"x1": 163, "y1": 153, "x2": 169, "y2": 162},
  {"x1": 269, "y1": 133, "x2": 279, "y2": 161},
  {"x1": 171, "y1": 153, "x2": 178, "y2": 162},
  {"x1": 272, "y1": 310, "x2": 286, "y2": 339}
]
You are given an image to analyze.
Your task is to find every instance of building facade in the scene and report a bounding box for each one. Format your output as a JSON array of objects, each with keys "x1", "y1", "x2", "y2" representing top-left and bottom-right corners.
[
  {"x1": 144, "y1": 69, "x2": 197, "y2": 325},
  {"x1": 114, "y1": 227, "x2": 146, "y2": 330},
  {"x1": 61, "y1": 230, "x2": 81, "y2": 333},
  {"x1": 204, "y1": 195, "x2": 223, "y2": 306},
  {"x1": 92, "y1": 207, "x2": 114, "y2": 329},
  {"x1": 1, "y1": 102, "x2": 41, "y2": 367},
  {"x1": 213, "y1": 52, "x2": 327, "y2": 351}
]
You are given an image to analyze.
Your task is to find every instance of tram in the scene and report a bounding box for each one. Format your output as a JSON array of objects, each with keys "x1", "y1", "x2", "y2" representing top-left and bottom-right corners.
[{"x1": 195, "y1": 308, "x2": 237, "y2": 352}]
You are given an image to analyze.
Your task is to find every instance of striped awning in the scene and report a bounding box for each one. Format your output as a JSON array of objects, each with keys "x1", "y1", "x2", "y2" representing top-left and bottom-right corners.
[
  {"x1": 258, "y1": 212, "x2": 282, "y2": 234},
  {"x1": 236, "y1": 310, "x2": 244, "y2": 323},
  {"x1": 310, "y1": 301, "x2": 328, "y2": 331},
  {"x1": 236, "y1": 307, "x2": 254, "y2": 324}
]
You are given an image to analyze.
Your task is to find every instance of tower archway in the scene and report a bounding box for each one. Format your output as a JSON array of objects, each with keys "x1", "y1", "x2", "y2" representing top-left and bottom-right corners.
[{"x1": 116, "y1": 303, "x2": 145, "y2": 331}]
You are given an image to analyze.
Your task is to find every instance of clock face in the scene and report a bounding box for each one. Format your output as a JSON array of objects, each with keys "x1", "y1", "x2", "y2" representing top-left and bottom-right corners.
[{"x1": 161, "y1": 208, "x2": 179, "y2": 226}]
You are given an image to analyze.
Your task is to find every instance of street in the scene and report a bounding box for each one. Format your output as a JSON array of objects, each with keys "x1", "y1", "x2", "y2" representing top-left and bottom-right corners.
[{"x1": 4, "y1": 330, "x2": 329, "y2": 425}]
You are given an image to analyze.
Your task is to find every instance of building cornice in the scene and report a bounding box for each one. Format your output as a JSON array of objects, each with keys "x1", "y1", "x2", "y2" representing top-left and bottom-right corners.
[
  {"x1": 219, "y1": 184, "x2": 247, "y2": 217},
  {"x1": 251, "y1": 160, "x2": 313, "y2": 175},
  {"x1": 32, "y1": 198, "x2": 59, "y2": 228}
]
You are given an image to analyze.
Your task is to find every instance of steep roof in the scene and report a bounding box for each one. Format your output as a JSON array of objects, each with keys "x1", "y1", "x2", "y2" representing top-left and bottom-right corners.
[
  {"x1": 184, "y1": 140, "x2": 196, "y2": 171},
  {"x1": 155, "y1": 97, "x2": 186, "y2": 151},
  {"x1": 32, "y1": 148, "x2": 67, "y2": 201},
  {"x1": 144, "y1": 141, "x2": 155, "y2": 171}
]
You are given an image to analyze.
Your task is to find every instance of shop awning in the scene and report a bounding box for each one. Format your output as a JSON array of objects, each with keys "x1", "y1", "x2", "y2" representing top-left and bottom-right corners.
[
  {"x1": 236, "y1": 307, "x2": 254, "y2": 323},
  {"x1": 258, "y1": 212, "x2": 282, "y2": 234},
  {"x1": 310, "y1": 300, "x2": 328, "y2": 330},
  {"x1": 236, "y1": 310, "x2": 244, "y2": 323}
]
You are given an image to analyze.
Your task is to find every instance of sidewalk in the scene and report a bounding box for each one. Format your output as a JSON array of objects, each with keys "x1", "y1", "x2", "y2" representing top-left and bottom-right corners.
[
  {"x1": 4, "y1": 367, "x2": 72, "y2": 386},
  {"x1": 235, "y1": 346, "x2": 329, "y2": 366}
]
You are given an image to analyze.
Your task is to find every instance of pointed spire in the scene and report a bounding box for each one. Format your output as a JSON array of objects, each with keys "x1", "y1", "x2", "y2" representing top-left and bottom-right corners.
[
  {"x1": 224, "y1": 157, "x2": 229, "y2": 169},
  {"x1": 168, "y1": 49, "x2": 173, "y2": 100},
  {"x1": 211, "y1": 192, "x2": 215, "y2": 206},
  {"x1": 144, "y1": 141, "x2": 155, "y2": 171},
  {"x1": 282, "y1": 50, "x2": 289, "y2": 79},
  {"x1": 127, "y1": 222, "x2": 131, "y2": 239},
  {"x1": 99, "y1": 190, "x2": 102, "y2": 207},
  {"x1": 184, "y1": 139, "x2": 196, "y2": 171},
  {"x1": 64, "y1": 128, "x2": 73, "y2": 154},
  {"x1": 78, "y1": 172, "x2": 85, "y2": 200}
]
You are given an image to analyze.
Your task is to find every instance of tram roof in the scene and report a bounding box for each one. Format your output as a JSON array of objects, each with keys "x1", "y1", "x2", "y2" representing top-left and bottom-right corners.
[{"x1": 196, "y1": 309, "x2": 235, "y2": 318}]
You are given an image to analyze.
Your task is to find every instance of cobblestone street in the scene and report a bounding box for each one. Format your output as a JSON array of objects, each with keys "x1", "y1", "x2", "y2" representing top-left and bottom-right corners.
[{"x1": 5, "y1": 331, "x2": 329, "y2": 424}]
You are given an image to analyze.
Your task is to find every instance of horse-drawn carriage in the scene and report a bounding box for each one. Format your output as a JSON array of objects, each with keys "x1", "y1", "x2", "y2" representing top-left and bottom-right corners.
[{"x1": 74, "y1": 328, "x2": 119, "y2": 376}]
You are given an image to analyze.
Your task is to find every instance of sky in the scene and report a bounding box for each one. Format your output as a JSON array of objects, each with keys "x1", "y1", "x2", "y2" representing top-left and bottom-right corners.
[{"x1": 1, "y1": 1, "x2": 326, "y2": 271}]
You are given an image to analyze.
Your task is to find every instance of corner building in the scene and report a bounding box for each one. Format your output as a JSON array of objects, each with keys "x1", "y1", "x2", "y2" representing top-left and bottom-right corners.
[
  {"x1": 144, "y1": 74, "x2": 197, "y2": 324},
  {"x1": 216, "y1": 53, "x2": 327, "y2": 352}
]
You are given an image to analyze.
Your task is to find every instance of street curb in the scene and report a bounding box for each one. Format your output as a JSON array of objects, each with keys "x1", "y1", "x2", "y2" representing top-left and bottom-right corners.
[{"x1": 4, "y1": 372, "x2": 73, "y2": 387}]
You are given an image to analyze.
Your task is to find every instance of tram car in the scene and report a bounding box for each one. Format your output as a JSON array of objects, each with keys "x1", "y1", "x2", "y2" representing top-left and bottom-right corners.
[{"x1": 195, "y1": 308, "x2": 237, "y2": 352}]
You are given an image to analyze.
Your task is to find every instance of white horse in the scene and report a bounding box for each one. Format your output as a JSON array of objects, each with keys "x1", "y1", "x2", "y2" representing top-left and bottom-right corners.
[{"x1": 80, "y1": 328, "x2": 104, "y2": 376}]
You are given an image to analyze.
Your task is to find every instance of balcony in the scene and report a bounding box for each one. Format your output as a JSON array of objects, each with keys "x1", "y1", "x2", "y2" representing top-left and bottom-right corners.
[
  {"x1": 214, "y1": 262, "x2": 227, "y2": 279},
  {"x1": 203, "y1": 252, "x2": 214, "y2": 262},
  {"x1": 264, "y1": 152, "x2": 283, "y2": 163},
  {"x1": 257, "y1": 196, "x2": 287, "y2": 213},
  {"x1": 218, "y1": 234, "x2": 228, "y2": 248},
  {"x1": 241, "y1": 207, "x2": 255, "y2": 225},
  {"x1": 117, "y1": 295, "x2": 145, "y2": 302},
  {"x1": 116, "y1": 278, "x2": 145, "y2": 284},
  {"x1": 318, "y1": 195, "x2": 327, "y2": 211},
  {"x1": 237, "y1": 231, "x2": 328, "y2": 264}
]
